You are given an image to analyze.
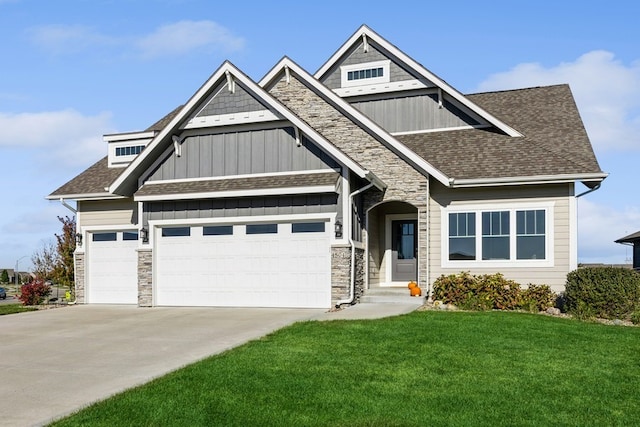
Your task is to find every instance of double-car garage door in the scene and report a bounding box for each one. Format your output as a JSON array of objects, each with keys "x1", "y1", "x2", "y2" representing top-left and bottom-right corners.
[
  {"x1": 86, "y1": 221, "x2": 331, "y2": 308},
  {"x1": 155, "y1": 222, "x2": 331, "y2": 308}
]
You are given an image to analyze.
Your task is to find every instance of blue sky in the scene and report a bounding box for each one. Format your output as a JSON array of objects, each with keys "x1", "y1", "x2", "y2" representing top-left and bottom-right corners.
[{"x1": 0, "y1": 0, "x2": 638, "y2": 270}]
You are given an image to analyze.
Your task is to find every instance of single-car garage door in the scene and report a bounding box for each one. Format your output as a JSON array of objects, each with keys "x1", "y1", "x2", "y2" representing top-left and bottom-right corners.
[
  {"x1": 87, "y1": 230, "x2": 139, "y2": 304},
  {"x1": 155, "y1": 222, "x2": 331, "y2": 308}
]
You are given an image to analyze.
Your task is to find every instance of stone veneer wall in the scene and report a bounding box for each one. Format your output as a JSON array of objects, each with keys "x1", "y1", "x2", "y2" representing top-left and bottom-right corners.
[
  {"x1": 74, "y1": 252, "x2": 85, "y2": 303},
  {"x1": 331, "y1": 246, "x2": 365, "y2": 305},
  {"x1": 137, "y1": 249, "x2": 153, "y2": 307},
  {"x1": 269, "y1": 75, "x2": 430, "y2": 291}
]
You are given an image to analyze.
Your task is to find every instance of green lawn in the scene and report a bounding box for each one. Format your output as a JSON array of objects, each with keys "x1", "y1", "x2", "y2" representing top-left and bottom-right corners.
[
  {"x1": 0, "y1": 303, "x2": 36, "y2": 315},
  {"x1": 52, "y1": 311, "x2": 640, "y2": 426}
]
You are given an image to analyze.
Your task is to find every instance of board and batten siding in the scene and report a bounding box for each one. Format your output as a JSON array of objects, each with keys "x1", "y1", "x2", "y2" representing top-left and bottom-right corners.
[
  {"x1": 321, "y1": 42, "x2": 418, "y2": 90},
  {"x1": 143, "y1": 194, "x2": 339, "y2": 226},
  {"x1": 78, "y1": 199, "x2": 137, "y2": 228},
  {"x1": 352, "y1": 94, "x2": 480, "y2": 133},
  {"x1": 428, "y1": 182, "x2": 574, "y2": 291},
  {"x1": 148, "y1": 127, "x2": 339, "y2": 182}
]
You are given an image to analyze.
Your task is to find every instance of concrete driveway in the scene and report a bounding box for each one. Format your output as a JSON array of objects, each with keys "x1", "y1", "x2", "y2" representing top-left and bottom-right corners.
[{"x1": 0, "y1": 305, "x2": 325, "y2": 426}]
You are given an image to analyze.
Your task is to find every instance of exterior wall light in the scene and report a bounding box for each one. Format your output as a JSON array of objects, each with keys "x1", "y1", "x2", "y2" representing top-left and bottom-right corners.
[
  {"x1": 335, "y1": 220, "x2": 343, "y2": 238},
  {"x1": 75, "y1": 232, "x2": 83, "y2": 247},
  {"x1": 140, "y1": 227, "x2": 149, "y2": 243}
]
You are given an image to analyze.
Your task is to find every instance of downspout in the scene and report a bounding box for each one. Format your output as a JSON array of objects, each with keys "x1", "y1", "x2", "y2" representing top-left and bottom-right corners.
[
  {"x1": 576, "y1": 182, "x2": 601, "y2": 198},
  {"x1": 336, "y1": 182, "x2": 375, "y2": 308}
]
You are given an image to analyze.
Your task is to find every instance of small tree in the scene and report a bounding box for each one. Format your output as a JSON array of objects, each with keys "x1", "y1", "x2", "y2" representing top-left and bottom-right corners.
[
  {"x1": 52, "y1": 216, "x2": 76, "y2": 290},
  {"x1": 0, "y1": 269, "x2": 8, "y2": 284},
  {"x1": 31, "y1": 240, "x2": 58, "y2": 281}
]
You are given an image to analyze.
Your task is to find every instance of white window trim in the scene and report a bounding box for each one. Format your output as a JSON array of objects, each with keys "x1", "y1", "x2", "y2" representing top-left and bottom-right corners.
[
  {"x1": 441, "y1": 201, "x2": 555, "y2": 268},
  {"x1": 341, "y1": 60, "x2": 390, "y2": 88}
]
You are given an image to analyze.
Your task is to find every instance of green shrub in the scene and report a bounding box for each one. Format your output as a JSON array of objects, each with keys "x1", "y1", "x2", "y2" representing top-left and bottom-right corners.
[
  {"x1": 520, "y1": 285, "x2": 556, "y2": 312},
  {"x1": 565, "y1": 267, "x2": 640, "y2": 320},
  {"x1": 630, "y1": 309, "x2": 640, "y2": 325},
  {"x1": 432, "y1": 272, "x2": 556, "y2": 312}
]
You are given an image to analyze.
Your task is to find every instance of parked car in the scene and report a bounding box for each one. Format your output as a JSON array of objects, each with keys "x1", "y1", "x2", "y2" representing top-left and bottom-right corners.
[{"x1": 0, "y1": 287, "x2": 6, "y2": 299}]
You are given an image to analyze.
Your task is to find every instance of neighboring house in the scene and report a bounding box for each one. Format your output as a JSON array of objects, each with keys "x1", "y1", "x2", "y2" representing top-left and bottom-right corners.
[
  {"x1": 615, "y1": 231, "x2": 640, "y2": 270},
  {"x1": 48, "y1": 25, "x2": 606, "y2": 308}
]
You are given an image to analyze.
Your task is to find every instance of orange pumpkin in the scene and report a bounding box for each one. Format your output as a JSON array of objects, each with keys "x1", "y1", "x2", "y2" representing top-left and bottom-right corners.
[
  {"x1": 410, "y1": 286, "x2": 422, "y2": 297},
  {"x1": 408, "y1": 281, "x2": 417, "y2": 289}
]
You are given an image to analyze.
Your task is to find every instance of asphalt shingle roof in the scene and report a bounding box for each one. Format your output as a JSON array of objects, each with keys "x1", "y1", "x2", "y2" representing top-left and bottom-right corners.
[
  {"x1": 396, "y1": 84, "x2": 603, "y2": 180},
  {"x1": 49, "y1": 84, "x2": 602, "y2": 199},
  {"x1": 49, "y1": 157, "x2": 123, "y2": 198},
  {"x1": 135, "y1": 172, "x2": 339, "y2": 198}
]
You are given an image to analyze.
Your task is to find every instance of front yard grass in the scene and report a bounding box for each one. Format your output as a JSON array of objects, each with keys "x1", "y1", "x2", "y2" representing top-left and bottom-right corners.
[
  {"x1": 0, "y1": 303, "x2": 36, "y2": 315},
  {"x1": 52, "y1": 311, "x2": 640, "y2": 426}
]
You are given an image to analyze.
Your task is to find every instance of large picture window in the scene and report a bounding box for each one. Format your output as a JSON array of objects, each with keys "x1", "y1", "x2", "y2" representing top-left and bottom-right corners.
[{"x1": 444, "y1": 204, "x2": 552, "y2": 266}]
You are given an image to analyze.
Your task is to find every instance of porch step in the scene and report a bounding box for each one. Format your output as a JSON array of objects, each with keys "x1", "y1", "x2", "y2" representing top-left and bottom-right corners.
[{"x1": 360, "y1": 287, "x2": 425, "y2": 305}]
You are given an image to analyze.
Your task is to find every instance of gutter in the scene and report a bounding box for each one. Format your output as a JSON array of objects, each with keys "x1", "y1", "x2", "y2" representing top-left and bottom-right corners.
[
  {"x1": 449, "y1": 172, "x2": 608, "y2": 188},
  {"x1": 336, "y1": 182, "x2": 375, "y2": 308}
]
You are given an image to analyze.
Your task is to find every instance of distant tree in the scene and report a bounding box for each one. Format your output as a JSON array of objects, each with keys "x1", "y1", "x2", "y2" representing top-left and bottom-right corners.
[
  {"x1": 0, "y1": 269, "x2": 8, "y2": 283},
  {"x1": 31, "y1": 240, "x2": 58, "y2": 280}
]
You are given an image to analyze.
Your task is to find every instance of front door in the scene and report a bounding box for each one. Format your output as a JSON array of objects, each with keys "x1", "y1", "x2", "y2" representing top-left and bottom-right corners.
[{"x1": 391, "y1": 219, "x2": 417, "y2": 282}]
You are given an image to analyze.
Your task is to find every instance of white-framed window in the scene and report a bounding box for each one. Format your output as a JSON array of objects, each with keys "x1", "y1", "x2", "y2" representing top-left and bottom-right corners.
[
  {"x1": 341, "y1": 60, "x2": 390, "y2": 88},
  {"x1": 442, "y1": 202, "x2": 554, "y2": 268},
  {"x1": 115, "y1": 145, "x2": 145, "y2": 157}
]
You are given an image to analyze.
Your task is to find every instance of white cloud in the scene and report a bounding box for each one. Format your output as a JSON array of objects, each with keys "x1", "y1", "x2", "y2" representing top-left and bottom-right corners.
[
  {"x1": 135, "y1": 20, "x2": 244, "y2": 59},
  {"x1": 577, "y1": 198, "x2": 640, "y2": 265},
  {"x1": 476, "y1": 50, "x2": 640, "y2": 152},
  {"x1": 0, "y1": 109, "x2": 113, "y2": 167},
  {"x1": 27, "y1": 24, "x2": 116, "y2": 54}
]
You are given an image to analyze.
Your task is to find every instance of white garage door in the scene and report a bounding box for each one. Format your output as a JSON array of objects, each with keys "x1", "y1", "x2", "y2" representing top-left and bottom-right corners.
[
  {"x1": 87, "y1": 231, "x2": 139, "y2": 304},
  {"x1": 155, "y1": 222, "x2": 331, "y2": 308}
]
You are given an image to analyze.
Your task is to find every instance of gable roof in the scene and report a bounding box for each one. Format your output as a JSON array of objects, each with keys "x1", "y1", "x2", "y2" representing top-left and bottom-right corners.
[
  {"x1": 109, "y1": 61, "x2": 380, "y2": 197},
  {"x1": 260, "y1": 56, "x2": 451, "y2": 186},
  {"x1": 616, "y1": 231, "x2": 640, "y2": 244},
  {"x1": 397, "y1": 85, "x2": 607, "y2": 186},
  {"x1": 315, "y1": 24, "x2": 522, "y2": 138}
]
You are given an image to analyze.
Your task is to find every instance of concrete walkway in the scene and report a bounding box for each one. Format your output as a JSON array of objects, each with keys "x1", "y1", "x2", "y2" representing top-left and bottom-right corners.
[{"x1": 0, "y1": 303, "x2": 418, "y2": 426}]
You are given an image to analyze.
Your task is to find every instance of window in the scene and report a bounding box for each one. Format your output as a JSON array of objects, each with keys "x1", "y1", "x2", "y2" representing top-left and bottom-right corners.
[
  {"x1": 347, "y1": 67, "x2": 384, "y2": 81},
  {"x1": 92, "y1": 232, "x2": 117, "y2": 242},
  {"x1": 517, "y1": 210, "x2": 545, "y2": 259},
  {"x1": 482, "y1": 211, "x2": 509, "y2": 260},
  {"x1": 162, "y1": 227, "x2": 190, "y2": 237},
  {"x1": 341, "y1": 60, "x2": 390, "y2": 88},
  {"x1": 115, "y1": 145, "x2": 145, "y2": 157},
  {"x1": 203, "y1": 225, "x2": 233, "y2": 236},
  {"x1": 246, "y1": 224, "x2": 277, "y2": 234},
  {"x1": 292, "y1": 222, "x2": 325, "y2": 233},
  {"x1": 449, "y1": 212, "x2": 475, "y2": 260},
  {"x1": 123, "y1": 231, "x2": 138, "y2": 241},
  {"x1": 444, "y1": 204, "x2": 552, "y2": 266}
]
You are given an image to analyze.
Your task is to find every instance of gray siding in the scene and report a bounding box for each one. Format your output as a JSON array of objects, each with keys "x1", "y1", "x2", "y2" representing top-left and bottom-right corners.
[
  {"x1": 195, "y1": 82, "x2": 268, "y2": 117},
  {"x1": 352, "y1": 94, "x2": 480, "y2": 133},
  {"x1": 143, "y1": 194, "x2": 339, "y2": 225},
  {"x1": 148, "y1": 128, "x2": 340, "y2": 181},
  {"x1": 322, "y1": 42, "x2": 417, "y2": 90}
]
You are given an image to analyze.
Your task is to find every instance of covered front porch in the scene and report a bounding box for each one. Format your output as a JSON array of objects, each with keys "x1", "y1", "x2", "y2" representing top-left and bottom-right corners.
[{"x1": 365, "y1": 200, "x2": 425, "y2": 289}]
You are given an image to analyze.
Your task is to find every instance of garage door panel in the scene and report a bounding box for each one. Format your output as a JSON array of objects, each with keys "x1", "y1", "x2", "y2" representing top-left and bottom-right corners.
[
  {"x1": 155, "y1": 223, "x2": 330, "y2": 308},
  {"x1": 87, "y1": 232, "x2": 138, "y2": 304}
]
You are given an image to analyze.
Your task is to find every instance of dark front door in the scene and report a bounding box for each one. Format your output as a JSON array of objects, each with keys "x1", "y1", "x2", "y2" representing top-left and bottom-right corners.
[{"x1": 391, "y1": 219, "x2": 417, "y2": 282}]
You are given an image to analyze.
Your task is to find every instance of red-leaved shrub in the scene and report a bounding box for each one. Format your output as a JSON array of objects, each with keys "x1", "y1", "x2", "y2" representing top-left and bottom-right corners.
[{"x1": 19, "y1": 280, "x2": 52, "y2": 305}]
